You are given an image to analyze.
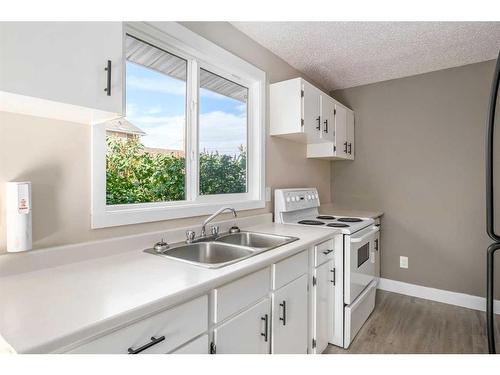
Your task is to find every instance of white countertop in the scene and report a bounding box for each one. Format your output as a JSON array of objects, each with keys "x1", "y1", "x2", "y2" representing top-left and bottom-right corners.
[{"x1": 0, "y1": 222, "x2": 335, "y2": 354}]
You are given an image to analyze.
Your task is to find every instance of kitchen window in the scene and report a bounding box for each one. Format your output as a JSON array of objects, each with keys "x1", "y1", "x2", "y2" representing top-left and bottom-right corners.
[{"x1": 92, "y1": 23, "x2": 265, "y2": 228}]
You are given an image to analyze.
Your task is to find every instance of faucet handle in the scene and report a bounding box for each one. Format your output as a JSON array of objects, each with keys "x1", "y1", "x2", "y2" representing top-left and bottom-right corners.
[
  {"x1": 186, "y1": 230, "x2": 196, "y2": 243},
  {"x1": 229, "y1": 225, "x2": 240, "y2": 234},
  {"x1": 153, "y1": 238, "x2": 169, "y2": 253},
  {"x1": 211, "y1": 225, "x2": 220, "y2": 236}
]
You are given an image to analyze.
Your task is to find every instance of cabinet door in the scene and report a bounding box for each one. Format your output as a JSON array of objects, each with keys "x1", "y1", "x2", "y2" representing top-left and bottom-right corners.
[
  {"x1": 272, "y1": 274, "x2": 308, "y2": 354},
  {"x1": 214, "y1": 298, "x2": 271, "y2": 354},
  {"x1": 346, "y1": 109, "x2": 355, "y2": 159},
  {"x1": 334, "y1": 104, "x2": 347, "y2": 158},
  {"x1": 0, "y1": 22, "x2": 123, "y2": 116},
  {"x1": 314, "y1": 260, "x2": 335, "y2": 354},
  {"x1": 302, "y1": 80, "x2": 322, "y2": 143},
  {"x1": 320, "y1": 95, "x2": 335, "y2": 143},
  {"x1": 374, "y1": 231, "x2": 381, "y2": 278},
  {"x1": 170, "y1": 334, "x2": 209, "y2": 354}
]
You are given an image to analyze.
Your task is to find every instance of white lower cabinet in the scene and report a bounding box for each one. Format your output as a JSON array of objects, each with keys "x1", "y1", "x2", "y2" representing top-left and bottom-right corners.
[
  {"x1": 213, "y1": 267, "x2": 270, "y2": 323},
  {"x1": 374, "y1": 230, "x2": 381, "y2": 278},
  {"x1": 170, "y1": 334, "x2": 209, "y2": 354},
  {"x1": 213, "y1": 298, "x2": 271, "y2": 354},
  {"x1": 271, "y1": 274, "x2": 308, "y2": 354},
  {"x1": 313, "y1": 259, "x2": 335, "y2": 354},
  {"x1": 64, "y1": 240, "x2": 342, "y2": 354}
]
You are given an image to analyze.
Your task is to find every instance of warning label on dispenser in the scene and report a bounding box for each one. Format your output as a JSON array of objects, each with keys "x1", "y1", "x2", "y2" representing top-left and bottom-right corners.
[{"x1": 18, "y1": 184, "x2": 30, "y2": 214}]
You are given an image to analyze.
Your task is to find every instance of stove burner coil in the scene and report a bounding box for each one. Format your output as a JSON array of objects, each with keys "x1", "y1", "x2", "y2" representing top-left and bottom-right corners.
[
  {"x1": 337, "y1": 217, "x2": 363, "y2": 223},
  {"x1": 298, "y1": 220, "x2": 325, "y2": 226}
]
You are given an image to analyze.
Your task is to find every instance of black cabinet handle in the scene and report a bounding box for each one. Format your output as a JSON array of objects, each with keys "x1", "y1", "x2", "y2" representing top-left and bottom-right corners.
[
  {"x1": 330, "y1": 268, "x2": 336, "y2": 285},
  {"x1": 343, "y1": 141, "x2": 348, "y2": 153},
  {"x1": 279, "y1": 301, "x2": 287, "y2": 326},
  {"x1": 348, "y1": 143, "x2": 352, "y2": 154},
  {"x1": 322, "y1": 249, "x2": 333, "y2": 255},
  {"x1": 375, "y1": 239, "x2": 379, "y2": 251},
  {"x1": 127, "y1": 336, "x2": 165, "y2": 354},
  {"x1": 261, "y1": 314, "x2": 269, "y2": 341},
  {"x1": 323, "y1": 119, "x2": 328, "y2": 133},
  {"x1": 104, "y1": 60, "x2": 111, "y2": 96},
  {"x1": 316, "y1": 116, "x2": 321, "y2": 130}
]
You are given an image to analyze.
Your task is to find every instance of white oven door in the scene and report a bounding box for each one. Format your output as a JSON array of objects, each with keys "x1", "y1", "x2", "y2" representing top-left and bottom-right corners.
[{"x1": 344, "y1": 226, "x2": 380, "y2": 305}]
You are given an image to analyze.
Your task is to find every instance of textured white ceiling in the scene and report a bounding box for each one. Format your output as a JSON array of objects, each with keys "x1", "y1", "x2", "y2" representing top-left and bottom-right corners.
[{"x1": 231, "y1": 22, "x2": 500, "y2": 90}]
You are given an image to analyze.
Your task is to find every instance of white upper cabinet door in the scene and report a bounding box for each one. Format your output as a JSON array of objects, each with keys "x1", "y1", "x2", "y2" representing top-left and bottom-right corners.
[
  {"x1": 346, "y1": 109, "x2": 355, "y2": 159},
  {"x1": 313, "y1": 260, "x2": 335, "y2": 354},
  {"x1": 270, "y1": 78, "x2": 303, "y2": 139},
  {"x1": 334, "y1": 104, "x2": 348, "y2": 158},
  {"x1": 214, "y1": 298, "x2": 271, "y2": 354},
  {"x1": 272, "y1": 274, "x2": 308, "y2": 354},
  {"x1": 0, "y1": 22, "x2": 124, "y2": 123},
  {"x1": 302, "y1": 80, "x2": 322, "y2": 143},
  {"x1": 320, "y1": 95, "x2": 335, "y2": 143}
]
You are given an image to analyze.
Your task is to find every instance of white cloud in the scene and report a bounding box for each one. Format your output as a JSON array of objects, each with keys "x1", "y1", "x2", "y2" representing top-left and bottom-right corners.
[
  {"x1": 127, "y1": 114, "x2": 185, "y2": 150},
  {"x1": 126, "y1": 110, "x2": 246, "y2": 155},
  {"x1": 199, "y1": 111, "x2": 246, "y2": 154},
  {"x1": 125, "y1": 103, "x2": 138, "y2": 117},
  {"x1": 144, "y1": 106, "x2": 163, "y2": 115}
]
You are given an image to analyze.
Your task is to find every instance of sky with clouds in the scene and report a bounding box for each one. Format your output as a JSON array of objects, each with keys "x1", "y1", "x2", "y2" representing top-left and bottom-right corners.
[{"x1": 125, "y1": 62, "x2": 247, "y2": 155}]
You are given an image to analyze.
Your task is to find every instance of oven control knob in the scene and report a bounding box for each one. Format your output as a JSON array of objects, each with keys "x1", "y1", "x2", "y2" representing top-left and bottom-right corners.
[{"x1": 286, "y1": 197, "x2": 290, "y2": 202}]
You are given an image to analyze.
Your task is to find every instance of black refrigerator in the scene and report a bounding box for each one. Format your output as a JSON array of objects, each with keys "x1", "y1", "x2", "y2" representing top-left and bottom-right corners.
[{"x1": 486, "y1": 50, "x2": 500, "y2": 354}]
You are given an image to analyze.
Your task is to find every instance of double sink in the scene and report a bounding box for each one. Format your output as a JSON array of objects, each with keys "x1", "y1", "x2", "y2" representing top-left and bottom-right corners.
[{"x1": 145, "y1": 231, "x2": 299, "y2": 269}]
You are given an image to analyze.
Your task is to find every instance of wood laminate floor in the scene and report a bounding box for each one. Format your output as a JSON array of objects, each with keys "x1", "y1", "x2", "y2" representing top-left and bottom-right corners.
[{"x1": 324, "y1": 290, "x2": 500, "y2": 354}]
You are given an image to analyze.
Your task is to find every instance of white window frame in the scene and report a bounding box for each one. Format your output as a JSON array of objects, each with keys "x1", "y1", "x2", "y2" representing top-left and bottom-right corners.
[{"x1": 91, "y1": 22, "x2": 266, "y2": 228}]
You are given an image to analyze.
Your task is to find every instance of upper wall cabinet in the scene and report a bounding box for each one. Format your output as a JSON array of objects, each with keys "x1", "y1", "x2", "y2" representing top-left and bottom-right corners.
[
  {"x1": 270, "y1": 77, "x2": 354, "y2": 160},
  {"x1": 0, "y1": 22, "x2": 124, "y2": 124}
]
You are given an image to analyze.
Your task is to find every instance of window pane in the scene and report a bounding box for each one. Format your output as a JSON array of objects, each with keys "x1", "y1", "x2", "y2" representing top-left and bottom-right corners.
[
  {"x1": 106, "y1": 35, "x2": 187, "y2": 205},
  {"x1": 199, "y1": 68, "x2": 248, "y2": 195}
]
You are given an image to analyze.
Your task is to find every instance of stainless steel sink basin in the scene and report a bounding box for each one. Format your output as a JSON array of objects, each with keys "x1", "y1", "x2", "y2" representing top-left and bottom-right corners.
[
  {"x1": 215, "y1": 232, "x2": 297, "y2": 249},
  {"x1": 144, "y1": 231, "x2": 299, "y2": 269},
  {"x1": 150, "y1": 242, "x2": 255, "y2": 268}
]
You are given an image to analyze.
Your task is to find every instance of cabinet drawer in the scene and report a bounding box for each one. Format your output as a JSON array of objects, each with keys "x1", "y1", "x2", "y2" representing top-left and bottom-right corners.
[
  {"x1": 68, "y1": 295, "x2": 208, "y2": 354},
  {"x1": 344, "y1": 280, "x2": 377, "y2": 348},
  {"x1": 214, "y1": 267, "x2": 270, "y2": 323},
  {"x1": 214, "y1": 298, "x2": 271, "y2": 354},
  {"x1": 272, "y1": 250, "x2": 308, "y2": 290},
  {"x1": 315, "y1": 239, "x2": 335, "y2": 267}
]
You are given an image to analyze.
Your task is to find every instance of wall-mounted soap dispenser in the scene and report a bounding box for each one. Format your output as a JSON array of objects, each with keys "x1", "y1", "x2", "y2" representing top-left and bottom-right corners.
[{"x1": 6, "y1": 181, "x2": 32, "y2": 252}]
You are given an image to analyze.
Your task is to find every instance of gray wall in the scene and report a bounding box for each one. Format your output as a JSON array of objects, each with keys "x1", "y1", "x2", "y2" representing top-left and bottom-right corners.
[{"x1": 331, "y1": 60, "x2": 500, "y2": 298}]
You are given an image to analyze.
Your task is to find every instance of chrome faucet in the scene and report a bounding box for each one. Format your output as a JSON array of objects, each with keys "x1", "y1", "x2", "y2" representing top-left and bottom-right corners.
[{"x1": 201, "y1": 207, "x2": 237, "y2": 237}]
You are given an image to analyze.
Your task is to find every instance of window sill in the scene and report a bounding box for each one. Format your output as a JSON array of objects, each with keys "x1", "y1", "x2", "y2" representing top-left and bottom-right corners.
[{"x1": 91, "y1": 199, "x2": 266, "y2": 229}]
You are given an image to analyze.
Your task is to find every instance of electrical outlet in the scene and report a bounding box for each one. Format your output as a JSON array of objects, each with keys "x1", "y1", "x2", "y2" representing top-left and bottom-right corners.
[
  {"x1": 265, "y1": 187, "x2": 271, "y2": 202},
  {"x1": 400, "y1": 256, "x2": 408, "y2": 269}
]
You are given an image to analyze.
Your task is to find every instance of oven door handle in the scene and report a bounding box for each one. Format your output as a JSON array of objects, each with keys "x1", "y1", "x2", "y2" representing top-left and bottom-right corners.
[{"x1": 350, "y1": 227, "x2": 380, "y2": 243}]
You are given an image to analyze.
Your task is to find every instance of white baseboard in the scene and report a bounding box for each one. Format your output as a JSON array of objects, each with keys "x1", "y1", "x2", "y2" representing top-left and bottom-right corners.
[{"x1": 377, "y1": 278, "x2": 500, "y2": 315}]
